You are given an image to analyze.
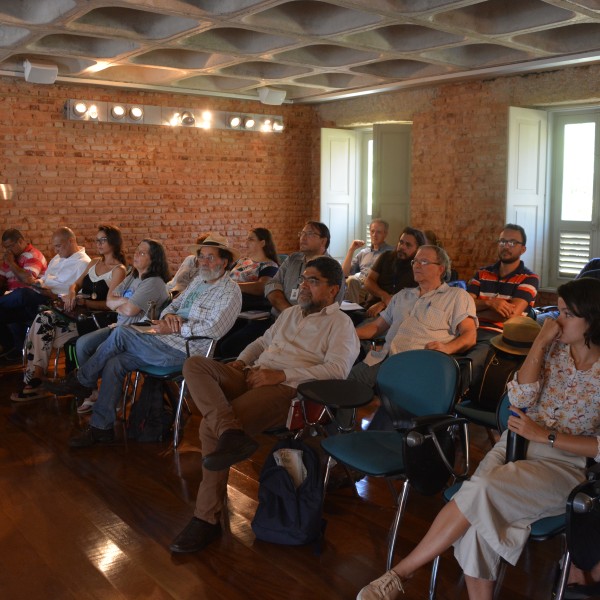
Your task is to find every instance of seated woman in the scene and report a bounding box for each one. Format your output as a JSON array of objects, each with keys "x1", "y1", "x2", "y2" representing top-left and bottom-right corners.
[
  {"x1": 167, "y1": 233, "x2": 209, "y2": 296},
  {"x1": 12, "y1": 225, "x2": 127, "y2": 401},
  {"x1": 216, "y1": 227, "x2": 279, "y2": 358},
  {"x1": 74, "y1": 238, "x2": 171, "y2": 413},
  {"x1": 358, "y1": 276, "x2": 600, "y2": 600}
]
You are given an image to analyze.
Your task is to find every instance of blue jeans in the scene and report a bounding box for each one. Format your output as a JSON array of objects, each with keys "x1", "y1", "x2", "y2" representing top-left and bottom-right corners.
[
  {"x1": 0, "y1": 288, "x2": 47, "y2": 350},
  {"x1": 77, "y1": 326, "x2": 186, "y2": 430},
  {"x1": 76, "y1": 327, "x2": 112, "y2": 366}
]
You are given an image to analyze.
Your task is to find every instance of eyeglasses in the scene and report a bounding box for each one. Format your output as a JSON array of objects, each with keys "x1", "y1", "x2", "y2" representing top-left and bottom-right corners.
[
  {"x1": 411, "y1": 259, "x2": 441, "y2": 267},
  {"x1": 96, "y1": 237, "x2": 108, "y2": 244},
  {"x1": 298, "y1": 231, "x2": 321, "y2": 239},
  {"x1": 497, "y1": 239, "x2": 523, "y2": 248},
  {"x1": 134, "y1": 250, "x2": 148, "y2": 257},
  {"x1": 298, "y1": 275, "x2": 327, "y2": 286},
  {"x1": 197, "y1": 254, "x2": 217, "y2": 263}
]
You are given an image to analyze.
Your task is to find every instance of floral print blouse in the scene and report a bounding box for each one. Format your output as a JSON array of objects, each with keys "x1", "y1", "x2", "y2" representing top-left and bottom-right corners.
[{"x1": 507, "y1": 340, "x2": 600, "y2": 462}]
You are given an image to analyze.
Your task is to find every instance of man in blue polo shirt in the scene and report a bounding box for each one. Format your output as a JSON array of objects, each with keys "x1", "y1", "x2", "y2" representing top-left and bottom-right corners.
[{"x1": 465, "y1": 223, "x2": 539, "y2": 395}]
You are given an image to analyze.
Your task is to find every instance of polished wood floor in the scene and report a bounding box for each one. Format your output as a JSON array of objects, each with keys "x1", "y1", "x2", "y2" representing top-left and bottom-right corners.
[{"x1": 0, "y1": 360, "x2": 563, "y2": 600}]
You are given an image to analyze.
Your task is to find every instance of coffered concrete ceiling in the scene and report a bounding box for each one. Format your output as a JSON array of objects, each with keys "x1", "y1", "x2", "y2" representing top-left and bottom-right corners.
[{"x1": 0, "y1": 0, "x2": 599, "y2": 104}]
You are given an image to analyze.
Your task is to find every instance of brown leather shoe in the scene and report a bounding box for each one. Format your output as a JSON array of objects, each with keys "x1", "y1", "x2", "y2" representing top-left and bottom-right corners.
[
  {"x1": 69, "y1": 426, "x2": 115, "y2": 448},
  {"x1": 169, "y1": 518, "x2": 221, "y2": 553}
]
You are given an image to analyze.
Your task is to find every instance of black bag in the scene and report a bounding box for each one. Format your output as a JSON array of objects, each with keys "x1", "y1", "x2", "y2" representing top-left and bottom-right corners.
[
  {"x1": 477, "y1": 348, "x2": 525, "y2": 411},
  {"x1": 251, "y1": 439, "x2": 325, "y2": 546},
  {"x1": 127, "y1": 377, "x2": 174, "y2": 442},
  {"x1": 76, "y1": 311, "x2": 118, "y2": 336}
]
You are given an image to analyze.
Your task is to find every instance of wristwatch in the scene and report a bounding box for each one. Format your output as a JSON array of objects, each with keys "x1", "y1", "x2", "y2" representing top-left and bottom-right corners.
[{"x1": 547, "y1": 431, "x2": 557, "y2": 448}]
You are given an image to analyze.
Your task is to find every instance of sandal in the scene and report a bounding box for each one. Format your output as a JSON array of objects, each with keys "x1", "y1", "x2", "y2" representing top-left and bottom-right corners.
[
  {"x1": 77, "y1": 390, "x2": 98, "y2": 414},
  {"x1": 10, "y1": 378, "x2": 51, "y2": 402}
]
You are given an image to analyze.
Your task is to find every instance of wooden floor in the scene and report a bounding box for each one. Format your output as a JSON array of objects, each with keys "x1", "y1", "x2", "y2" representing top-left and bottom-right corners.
[{"x1": 0, "y1": 361, "x2": 563, "y2": 600}]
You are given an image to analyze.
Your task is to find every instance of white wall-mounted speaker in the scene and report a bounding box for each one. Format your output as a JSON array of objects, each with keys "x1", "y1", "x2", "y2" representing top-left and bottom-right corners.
[
  {"x1": 23, "y1": 59, "x2": 58, "y2": 84},
  {"x1": 257, "y1": 87, "x2": 286, "y2": 106}
]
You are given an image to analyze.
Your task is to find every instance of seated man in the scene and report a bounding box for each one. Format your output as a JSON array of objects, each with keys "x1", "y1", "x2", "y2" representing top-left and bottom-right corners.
[
  {"x1": 351, "y1": 245, "x2": 477, "y2": 429},
  {"x1": 44, "y1": 234, "x2": 242, "y2": 447},
  {"x1": 0, "y1": 228, "x2": 48, "y2": 293},
  {"x1": 342, "y1": 218, "x2": 393, "y2": 304},
  {"x1": 363, "y1": 226, "x2": 425, "y2": 317},
  {"x1": 0, "y1": 227, "x2": 90, "y2": 360},
  {"x1": 166, "y1": 233, "x2": 209, "y2": 296},
  {"x1": 168, "y1": 256, "x2": 359, "y2": 554},
  {"x1": 465, "y1": 223, "x2": 539, "y2": 397}
]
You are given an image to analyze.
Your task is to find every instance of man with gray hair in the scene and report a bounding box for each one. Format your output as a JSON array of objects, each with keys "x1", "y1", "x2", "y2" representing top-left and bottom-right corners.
[
  {"x1": 350, "y1": 245, "x2": 477, "y2": 396},
  {"x1": 342, "y1": 218, "x2": 394, "y2": 304}
]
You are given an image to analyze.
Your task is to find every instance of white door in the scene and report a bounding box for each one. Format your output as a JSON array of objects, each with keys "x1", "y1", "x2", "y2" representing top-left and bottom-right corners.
[
  {"x1": 373, "y1": 124, "x2": 412, "y2": 244},
  {"x1": 506, "y1": 107, "x2": 548, "y2": 279},
  {"x1": 320, "y1": 128, "x2": 357, "y2": 261}
]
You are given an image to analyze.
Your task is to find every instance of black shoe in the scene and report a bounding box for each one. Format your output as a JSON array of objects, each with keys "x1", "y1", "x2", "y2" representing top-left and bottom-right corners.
[
  {"x1": 69, "y1": 426, "x2": 115, "y2": 448},
  {"x1": 43, "y1": 370, "x2": 95, "y2": 399},
  {"x1": 202, "y1": 429, "x2": 259, "y2": 471},
  {"x1": 169, "y1": 517, "x2": 221, "y2": 553}
]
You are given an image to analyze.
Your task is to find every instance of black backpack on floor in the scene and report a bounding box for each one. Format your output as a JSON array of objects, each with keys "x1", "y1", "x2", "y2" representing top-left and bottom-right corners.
[
  {"x1": 127, "y1": 377, "x2": 174, "y2": 442},
  {"x1": 252, "y1": 438, "x2": 325, "y2": 546}
]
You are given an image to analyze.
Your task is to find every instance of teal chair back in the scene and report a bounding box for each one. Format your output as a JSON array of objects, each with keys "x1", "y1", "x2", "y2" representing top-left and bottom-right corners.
[
  {"x1": 376, "y1": 350, "x2": 460, "y2": 419},
  {"x1": 496, "y1": 392, "x2": 511, "y2": 432}
]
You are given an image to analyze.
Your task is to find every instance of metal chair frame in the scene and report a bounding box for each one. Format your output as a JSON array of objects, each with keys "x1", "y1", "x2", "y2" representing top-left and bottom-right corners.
[{"x1": 121, "y1": 335, "x2": 216, "y2": 448}]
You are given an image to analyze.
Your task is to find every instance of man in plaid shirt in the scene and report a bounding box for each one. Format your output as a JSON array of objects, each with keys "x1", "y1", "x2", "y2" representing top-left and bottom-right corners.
[{"x1": 45, "y1": 233, "x2": 242, "y2": 448}]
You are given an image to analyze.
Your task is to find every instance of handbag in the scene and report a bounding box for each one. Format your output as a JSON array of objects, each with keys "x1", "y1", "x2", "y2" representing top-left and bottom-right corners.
[{"x1": 76, "y1": 311, "x2": 118, "y2": 336}]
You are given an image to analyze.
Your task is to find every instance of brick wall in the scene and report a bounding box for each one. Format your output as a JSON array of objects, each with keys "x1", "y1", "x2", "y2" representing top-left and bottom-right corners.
[
  {"x1": 319, "y1": 62, "x2": 600, "y2": 304},
  {"x1": 0, "y1": 78, "x2": 321, "y2": 273}
]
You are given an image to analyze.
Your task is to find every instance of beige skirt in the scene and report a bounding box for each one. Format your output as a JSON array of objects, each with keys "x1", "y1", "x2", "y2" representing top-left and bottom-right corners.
[{"x1": 452, "y1": 430, "x2": 587, "y2": 580}]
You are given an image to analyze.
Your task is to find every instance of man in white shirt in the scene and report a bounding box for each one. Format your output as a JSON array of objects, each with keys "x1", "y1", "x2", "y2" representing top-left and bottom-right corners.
[
  {"x1": 169, "y1": 256, "x2": 359, "y2": 554},
  {"x1": 342, "y1": 218, "x2": 394, "y2": 304}
]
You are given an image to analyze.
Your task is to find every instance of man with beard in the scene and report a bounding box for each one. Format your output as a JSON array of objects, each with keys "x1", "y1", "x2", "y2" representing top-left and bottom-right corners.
[
  {"x1": 44, "y1": 234, "x2": 242, "y2": 447},
  {"x1": 168, "y1": 256, "x2": 359, "y2": 554},
  {"x1": 465, "y1": 223, "x2": 539, "y2": 396},
  {"x1": 363, "y1": 226, "x2": 425, "y2": 317}
]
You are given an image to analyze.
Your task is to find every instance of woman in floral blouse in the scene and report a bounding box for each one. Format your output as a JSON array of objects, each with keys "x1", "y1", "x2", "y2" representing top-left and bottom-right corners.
[{"x1": 358, "y1": 276, "x2": 600, "y2": 600}]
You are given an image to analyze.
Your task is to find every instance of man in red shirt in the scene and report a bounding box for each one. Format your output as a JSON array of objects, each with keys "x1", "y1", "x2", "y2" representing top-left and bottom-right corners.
[{"x1": 0, "y1": 229, "x2": 47, "y2": 292}]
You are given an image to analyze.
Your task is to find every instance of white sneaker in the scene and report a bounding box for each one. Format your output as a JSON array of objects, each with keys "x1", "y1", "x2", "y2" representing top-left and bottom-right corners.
[
  {"x1": 357, "y1": 570, "x2": 405, "y2": 600},
  {"x1": 77, "y1": 389, "x2": 98, "y2": 414}
]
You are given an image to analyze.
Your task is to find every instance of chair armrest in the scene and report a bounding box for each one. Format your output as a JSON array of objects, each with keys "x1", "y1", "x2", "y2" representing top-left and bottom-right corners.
[{"x1": 184, "y1": 335, "x2": 216, "y2": 359}]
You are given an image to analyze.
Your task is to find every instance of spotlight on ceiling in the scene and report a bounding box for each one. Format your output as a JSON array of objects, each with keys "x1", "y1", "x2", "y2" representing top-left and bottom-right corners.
[
  {"x1": 181, "y1": 111, "x2": 195, "y2": 126},
  {"x1": 261, "y1": 118, "x2": 273, "y2": 132},
  {"x1": 87, "y1": 105, "x2": 99, "y2": 120},
  {"x1": 229, "y1": 115, "x2": 241, "y2": 128},
  {"x1": 73, "y1": 101, "x2": 87, "y2": 117},
  {"x1": 272, "y1": 119, "x2": 284, "y2": 132},
  {"x1": 110, "y1": 105, "x2": 126, "y2": 120},
  {"x1": 130, "y1": 106, "x2": 143, "y2": 121},
  {"x1": 243, "y1": 117, "x2": 255, "y2": 129}
]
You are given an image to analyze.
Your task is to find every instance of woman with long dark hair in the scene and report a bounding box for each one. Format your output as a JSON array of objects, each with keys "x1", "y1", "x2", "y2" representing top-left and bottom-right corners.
[
  {"x1": 13, "y1": 225, "x2": 127, "y2": 401},
  {"x1": 358, "y1": 277, "x2": 600, "y2": 600}
]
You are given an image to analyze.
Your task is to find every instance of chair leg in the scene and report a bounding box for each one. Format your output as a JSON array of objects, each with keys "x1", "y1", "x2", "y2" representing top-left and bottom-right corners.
[
  {"x1": 386, "y1": 480, "x2": 411, "y2": 571},
  {"x1": 173, "y1": 379, "x2": 187, "y2": 448},
  {"x1": 53, "y1": 346, "x2": 61, "y2": 379},
  {"x1": 22, "y1": 326, "x2": 30, "y2": 367},
  {"x1": 554, "y1": 548, "x2": 572, "y2": 600},
  {"x1": 429, "y1": 555, "x2": 441, "y2": 600}
]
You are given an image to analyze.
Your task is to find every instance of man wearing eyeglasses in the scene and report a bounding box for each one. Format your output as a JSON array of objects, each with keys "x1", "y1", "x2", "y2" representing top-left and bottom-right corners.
[
  {"x1": 168, "y1": 256, "x2": 359, "y2": 554},
  {"x1": 264, "y1": 220, "x2": 344, "y2": 316},
  {"x1": 349, "y1": 245, "x2": 477, "y2": 408},
  {"x1": 44, "y1": 234, "x2": 243, "y2": 448},
  {"x1": 465, "y1": 223, "x2": 539, "y2": 394}
]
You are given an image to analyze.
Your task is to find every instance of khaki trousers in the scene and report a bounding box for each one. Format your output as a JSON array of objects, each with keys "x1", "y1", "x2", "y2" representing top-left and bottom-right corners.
[{"x1": 182, "y1": 356, "x2": 296, "y2": 524}]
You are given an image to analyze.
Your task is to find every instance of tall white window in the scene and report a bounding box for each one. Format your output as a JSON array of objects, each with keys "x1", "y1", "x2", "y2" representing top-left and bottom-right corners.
[{"x1": 549, "y1": 111, "x2": 600, "y2": 286}]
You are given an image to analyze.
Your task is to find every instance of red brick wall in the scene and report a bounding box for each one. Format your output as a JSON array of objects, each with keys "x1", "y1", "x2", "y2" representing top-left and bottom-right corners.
[
  {"x1": 0, "y1": 78, "x2": 321, "y2": 272},
  {"x1": 319, "y1": 62, "x2": 600, "y2": 302}
]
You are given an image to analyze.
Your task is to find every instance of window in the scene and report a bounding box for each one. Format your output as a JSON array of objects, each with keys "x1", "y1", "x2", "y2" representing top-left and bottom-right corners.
[{"x1": 548, "y1": 110, "x2": 600, "y2": 286}]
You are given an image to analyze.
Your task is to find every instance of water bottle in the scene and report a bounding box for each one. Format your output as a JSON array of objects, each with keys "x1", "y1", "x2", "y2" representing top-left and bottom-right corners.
[{"x1": 505, "y1": 407, "x2": 527, "y2": 463}]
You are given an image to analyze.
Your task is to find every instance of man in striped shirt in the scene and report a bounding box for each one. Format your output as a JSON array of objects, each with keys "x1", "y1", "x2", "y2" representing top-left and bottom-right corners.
[{"x1": 465, "y1": 223, "x2": 539, "y2": 395}]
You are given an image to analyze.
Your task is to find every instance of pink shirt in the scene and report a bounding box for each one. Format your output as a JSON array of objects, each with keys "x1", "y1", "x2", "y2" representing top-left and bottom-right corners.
[{"x1": 0, "y1": 243, "x2": 48, "y2": 290}]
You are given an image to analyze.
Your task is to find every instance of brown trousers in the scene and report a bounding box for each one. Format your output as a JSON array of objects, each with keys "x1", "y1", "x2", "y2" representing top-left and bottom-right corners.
[{"x1": 182, "y1": 356, "x2": 296, "y2": 524}]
